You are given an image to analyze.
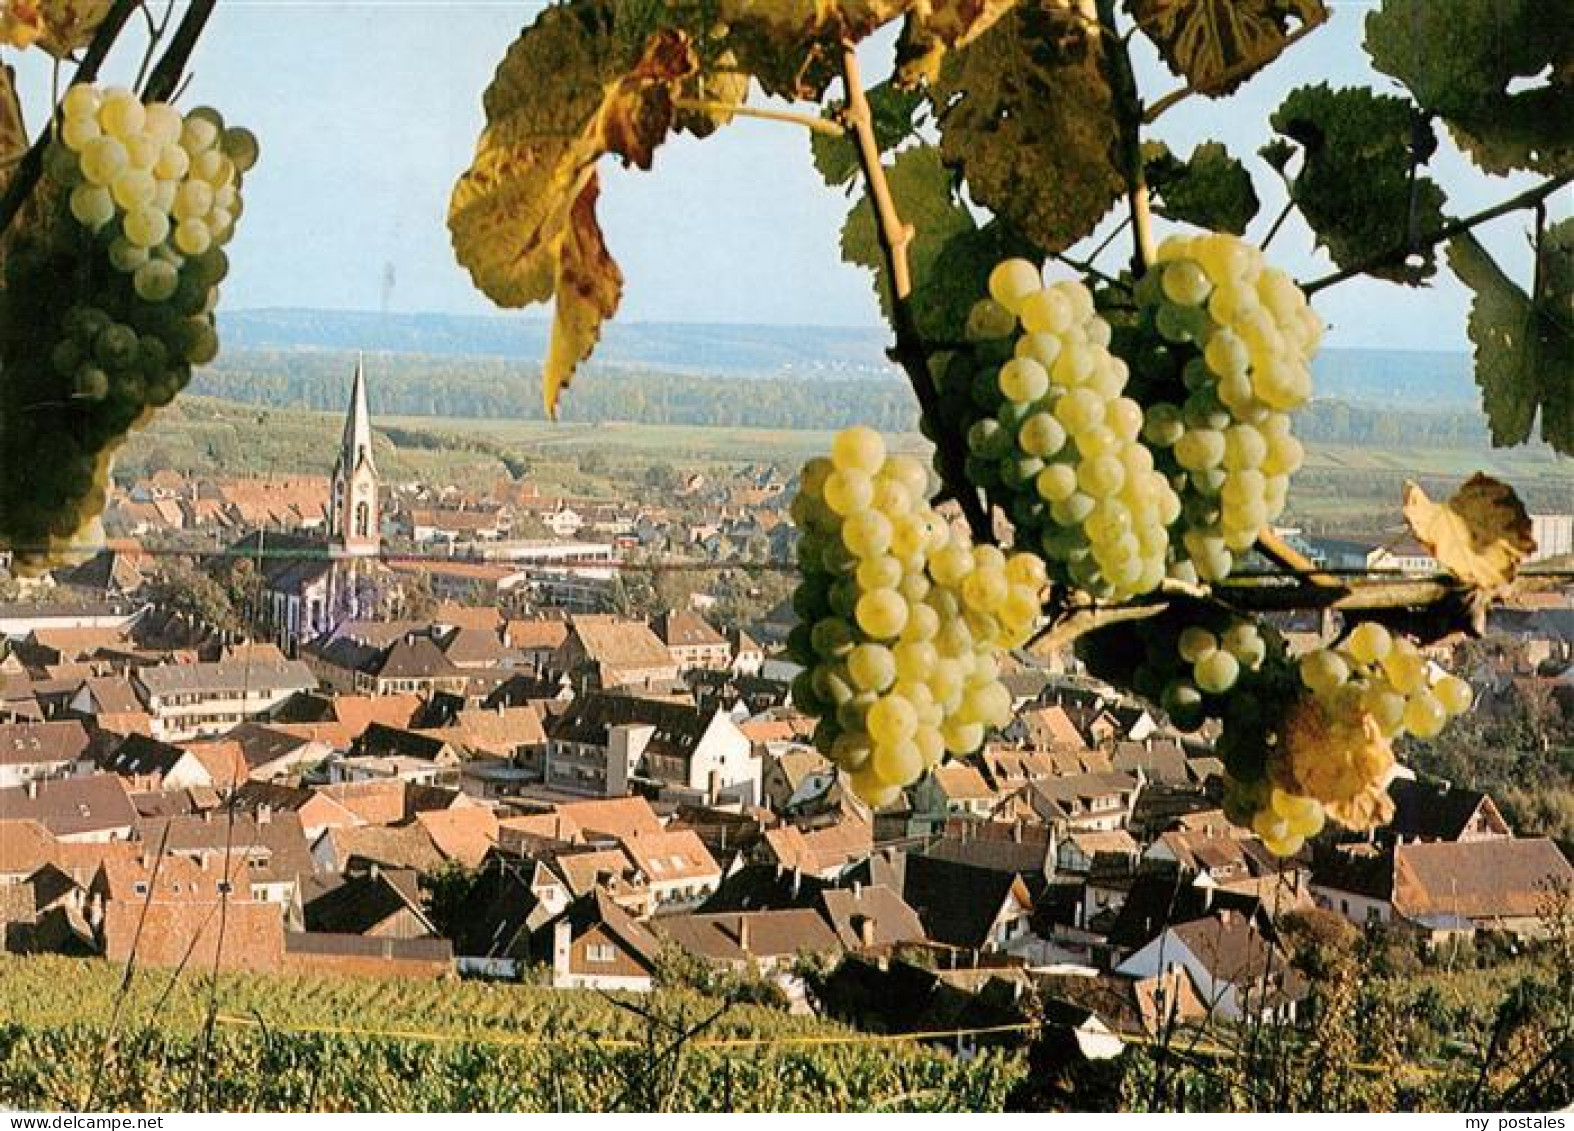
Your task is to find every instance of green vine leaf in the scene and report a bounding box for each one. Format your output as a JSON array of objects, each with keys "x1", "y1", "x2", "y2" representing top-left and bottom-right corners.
[
  {"x1": 450, "y1": 6, "x2": 699, "y2": 415},
  {"x1": 1448, "y1": 224, "x2": 1574, "y2": 456},
  {"x1": 1143, "y1": 140, "x2": 1260, "y2": 235},
  {"x1": 1127, "y1": 0, "x2": 1326, "y2": 97},
  {"x1": 810, "y1": 81, "x2": 924, "y2": 188},
  {"x1": 932, "y1": 3, "x2": 1123, "y2": 254},
  {"x1": 1365, "y1": 0, "x2": 1573, "y2": 177},
  {"x1": 1268, "y1": 83, "x2": 1447, "y2": 286}
]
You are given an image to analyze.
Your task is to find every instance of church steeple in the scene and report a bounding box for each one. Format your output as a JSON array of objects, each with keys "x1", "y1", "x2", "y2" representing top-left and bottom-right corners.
[{"x1": 329, "y1": 355, "x2": 380, "y2": 557}]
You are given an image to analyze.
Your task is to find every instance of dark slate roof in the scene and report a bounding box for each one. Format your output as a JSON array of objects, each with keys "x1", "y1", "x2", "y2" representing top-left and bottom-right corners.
[
  {"x1": 1104, "y1": 870, "x2": 1264, "y2": 952},
  {"x1": 371, "y1": 637, "x2": 464, "y2": 680},
  {"x1": 352, "y1": 722, "x2": 453, "y2": 762},
  {"x1": 547, "y1": 692, "x2": 711, "y2": 760},
  {"x1": 304, "y1": 868, "x2": 431, "y2": 935},
  {"x1": 96, "y1": 732, "x2": 188, "y2": 777},
  {"x1": 229, "y1": 722, "x2": 319, "y2": 770},
  {"x1": 649, "y1": 610, "x2": 726, "y2": 648},
  {"x1": 900, "y1": 854, "x2": 1023, "y2": 951},
  {"x1": 1385, "y1": 777, "x2": 1499, "y2": 842},
  {"x1": 448, "y1": 860, "x2": 543, "y2": 960},
  {"x1": 1110, "y1": 740, "x2": 1189, "y2": 786}
]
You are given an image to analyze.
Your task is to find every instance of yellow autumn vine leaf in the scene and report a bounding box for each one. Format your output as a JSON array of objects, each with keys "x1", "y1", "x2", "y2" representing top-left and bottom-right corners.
[
  {"x1": 1126, "y1": 0, "x2": 1326, "y2": 97},
  {"x1": 1401, "y1": 473, "x2": 1536, "y2": 591},
  {"x1": 449, "y1": 4, "x2": 697, "y2": 416},
  {"x1": 895, "y1": 0, "x2": 1023, "y2": 86},
  {"x1": 37, "y1": 0, "x2": 112, "y2": 56}
]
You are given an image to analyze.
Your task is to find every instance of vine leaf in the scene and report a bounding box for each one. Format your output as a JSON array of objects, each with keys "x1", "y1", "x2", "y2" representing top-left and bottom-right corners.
[
  {"x1": 449, "y1": 6, "x2": 698, "y2": 416},
  {"x1": 1127, "y1": 0, "x2": 1326, "y2": 97},
  {"x1": 1447, "y1": 225, "x2": 1574, "y2": 456},
  {"x1": 1402, "y1": 474, "x2": 1535, "y2": 592},
  {"x1": 840, "y1": 145, "x2": 1032, "y2": 342},
  {"x1": 1268, "y1": 84, "x2": 1447, "y2": 286},
  {"x1": 933, "y1": 2, "x2": 1124, "y2": 254},
  {"x1": 1364, "y1": 0, "x2": 1573, "y2": 177},
  {"x1": 1142, "y1": 140, "x2": 1260, "y2": 235},
  {"x1": 811, "y1": 81, "x2": 924, "y2": 188},
  {"x1": 0, "y1": 65, "x2": 26, "y2": 287},
  {"x1": 894, "y1": 0, "x2": 1024, "y2": 86},
  {"x1": 716, "y1": 0, "x2": 910, "y2": 100}
]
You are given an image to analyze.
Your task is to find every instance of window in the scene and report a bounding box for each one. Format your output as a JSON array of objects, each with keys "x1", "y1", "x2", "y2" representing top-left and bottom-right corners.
[
  {"x1": 133, "y1": 882, "x2": 148, "y2": 896},
  {"x1": 355, "y1": 500, "x2": 371, "y2": 538},
  {"x1": 586, "y1": 943, "x2": 616, "y2": 964}
]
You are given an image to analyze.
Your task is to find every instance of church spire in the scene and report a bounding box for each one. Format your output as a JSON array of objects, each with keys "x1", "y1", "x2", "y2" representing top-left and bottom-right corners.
[
  {"x1": 329, "y1": 354, "x2": 380, "y2": 557},
  {"x1": 340, "y1": 352, "x2": 376, "y2": 475}
]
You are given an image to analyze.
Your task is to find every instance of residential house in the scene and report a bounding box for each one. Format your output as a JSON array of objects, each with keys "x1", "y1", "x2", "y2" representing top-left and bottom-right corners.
[
  {"x1": 1116, "y1": 908, "x2": 1303, "y2": 1022},
  {"x1": 900, "y1": 854, "x2": 1035, "y2": 954},
  {"x1": 551, "y1": 616, "x2": 680, "y2": 689},
  {"x1": 0, "y1": 775, "x2": 138, "y2": 842},
  {"x1": 134, "y1": 659, "x2": 317, "y2": 742},
  {"x1": 910, "y1": 762, "x2": 1000, "y2": 829},
  {"x1": 545, "y1": 891, "x2": 662, "y2": 991},
  {"x1": 655, "y1": 908, "x2": 841, "y2": 974},
  {"x1": 94, "y1": 732, "x2": 216, "y2": 791},
  {"x1": 304, "y1": 868, "x2": 438, "y2": 939},
  {"x1": 545, "y1": 693, "x2": 758, "y2": 804},
  {"x1": 619, "y1": 829, "x2": 723, "y2": 910},
  {"x1": 650, "y1": 611, "x2": 731, "y2": 671},
  {"x1": 0, "y1": 720, "x2": 91, "y2": 788},
  {"x1": 1381, "y1": 778, "x2": 1513, "y2": 844},
  {"x1": 138, "y1": 810, "x2": 316, "y2": 917},
  {"x1": 759, "y1": 816, "x2": 873, "y2": 880}
]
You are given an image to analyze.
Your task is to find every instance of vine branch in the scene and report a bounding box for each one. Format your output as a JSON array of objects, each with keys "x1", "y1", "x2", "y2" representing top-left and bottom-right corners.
[
  {"x1": 1301, "y1": 169, "x2": 1574, "y2": 296},
  {"x1": 671, "y1": 97, "x2": 844, "y2": 137},
  {"x1": 0, "y1": 0, "x2": 140, "y2": 239},
  {"x1": 1095, "y1": 0, "x2": 1153, "y2": 274},
  {"x1": 839, "y1": 43, "x2": 993, "y2": 544},
  {"x1": 141, "y1": 0, "x2": 216, "y2": 104}
]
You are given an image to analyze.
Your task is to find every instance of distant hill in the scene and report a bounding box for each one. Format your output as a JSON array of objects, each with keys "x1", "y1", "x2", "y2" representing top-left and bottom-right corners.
[
  {"x1": 218, "y1": 308, "x2": 896, "y2": 381},
  {"x1": 218, "y1": 307, "x2": 1479, "y2": 408}
]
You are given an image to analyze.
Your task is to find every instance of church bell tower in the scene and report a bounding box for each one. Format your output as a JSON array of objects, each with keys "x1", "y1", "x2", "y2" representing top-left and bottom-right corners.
[{"x1": 329, "y1": 356, "x2": 380, "y2": 558}]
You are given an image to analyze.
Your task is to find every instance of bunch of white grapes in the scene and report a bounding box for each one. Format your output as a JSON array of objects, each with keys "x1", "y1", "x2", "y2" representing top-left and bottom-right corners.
[
  {"x1": 789, "y1": 426, "x2": 1047, "y2": 807},
  {"x1": 1136, "y1": 232, "x2": 1321, "y2": 583},
  {"x1": 54, "y1": 85, "x2": 254, "y2": 308},
  {"x1": 1298, "y1": 622, "x2": 1473, "y2": 743},
  {"x1": 0, "y1": 84, "x2": 255, "y2": 572},
  {"x1": 963, "y1": 260, "x2": 1181, "y2": 600},
  {"x1": 1223, "y1": 623, "x2": 1474, "y2": 856}
]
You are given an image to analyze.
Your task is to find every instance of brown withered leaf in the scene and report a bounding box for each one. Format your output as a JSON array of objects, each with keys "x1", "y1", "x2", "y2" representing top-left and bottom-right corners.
[
  {"x1": 37, "y1": 0, "x2": 112, "y2": 57},
  {"x1": 1127, "y1": 0, "x2": 1326, "y2": 97},
  {"x1": 1401, "y1": 473, "x2": 1536, "y2": 592},
  {"x1": 449, "y1": 4, "x2": 697, "y2": 415},
  {"x1": 717, "y1": 0, "x2": 913, "y2": 99},
  {"x1": 545, "y1": 175, "x2": 623, "y2": 417},
  {"x1": 895, "y1": 0, "x2": 1022, "y2": 86}
]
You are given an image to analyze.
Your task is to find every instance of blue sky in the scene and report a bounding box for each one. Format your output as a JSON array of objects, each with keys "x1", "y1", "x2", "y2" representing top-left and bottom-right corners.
[{"x1": 14, "y1": 1, "x2": 1567, "y2": 350}]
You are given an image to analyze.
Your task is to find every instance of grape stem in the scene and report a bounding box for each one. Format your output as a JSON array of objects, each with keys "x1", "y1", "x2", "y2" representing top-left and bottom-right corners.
[
  {"x1": 839, "y1": 43, "x2": 994, "y2": 545},
  {"x1": 0, "y1": 0, "x2": 140, "y2": 240},
  {"x1": 141, "y1": 0, "x2": 215, "y2": 104},
  {"x1": 670, "y1": 98, "x2": 845, "y2": 137},
  {"x1": 1300, "y1": 169, "x2": 1574, "y2": 296}
]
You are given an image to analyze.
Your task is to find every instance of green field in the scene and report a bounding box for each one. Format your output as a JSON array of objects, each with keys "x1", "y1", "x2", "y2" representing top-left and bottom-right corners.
[{"x1": 114, "y1": 397, "x2": 1570, "y2": 540}]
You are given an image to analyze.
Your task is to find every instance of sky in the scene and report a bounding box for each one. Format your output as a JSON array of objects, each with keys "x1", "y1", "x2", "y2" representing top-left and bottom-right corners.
[{"x1": 13, "y1": 1, "x2": 1570, "y2": 351}]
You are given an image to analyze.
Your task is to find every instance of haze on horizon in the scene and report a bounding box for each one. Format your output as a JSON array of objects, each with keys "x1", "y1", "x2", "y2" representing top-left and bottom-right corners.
[{"x1": 14, "y1": 1, "x2": 1567, "y2": 354}]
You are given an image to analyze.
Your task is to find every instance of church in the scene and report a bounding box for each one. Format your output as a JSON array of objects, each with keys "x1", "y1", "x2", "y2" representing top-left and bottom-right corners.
[{"x1": 243, "y1": 358, "x2": 400, "y2": 652}]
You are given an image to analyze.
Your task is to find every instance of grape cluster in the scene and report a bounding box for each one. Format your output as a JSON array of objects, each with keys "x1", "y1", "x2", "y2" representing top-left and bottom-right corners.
[
  {"x1": 1133, "y1": 232, "x2": 1320, "y2": 583},
  {"x1": 788, "y1": 426, "x2": 1047, "y2": 807},
  {"x1": 1139, "y1": 617, "x2": 1268, "y2": 731},
  {"x1": 1297, "y1": 623, "x2": 1472, "y2": 744},
  {"x1": 1219, "y1": 622, "x2": 1474, "y2": 855},
  {"x1": 958, "y1": 262, "x2": 1181, "y2": 600},
  {"x1": 0, "y1": 85, "x2": 255, "y2": 572}
]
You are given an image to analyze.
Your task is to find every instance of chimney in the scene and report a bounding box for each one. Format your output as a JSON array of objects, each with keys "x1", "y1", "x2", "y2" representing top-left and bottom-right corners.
[
  {"x1": 853, "y1": 880, "x2": 863, "y2": 900},
  {"x1": 25, "y1": 780, "x2": 37, "y2": 799},
  {"x1": 737, "y1": 915, "x2": 751, "y2": 953},
  {"x1": 791, "y1": 866, "x2": 802, "y2": 899},
  {"x1": 858, "y1": 915, "x2": 876, "y2": 949},
  {"x1": 258, "y1": 804, "x2": 272, "y2": 825}
]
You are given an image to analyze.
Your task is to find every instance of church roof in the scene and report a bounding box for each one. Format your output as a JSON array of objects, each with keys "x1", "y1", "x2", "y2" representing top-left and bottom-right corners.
[{"x1": 337, "y1": 356, "x2": 376, "y2": 477}]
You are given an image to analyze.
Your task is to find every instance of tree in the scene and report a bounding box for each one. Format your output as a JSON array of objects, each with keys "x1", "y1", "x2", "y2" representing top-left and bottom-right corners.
[{"x1": 145, "y1": 558, "x2": 242, "y2": 635}]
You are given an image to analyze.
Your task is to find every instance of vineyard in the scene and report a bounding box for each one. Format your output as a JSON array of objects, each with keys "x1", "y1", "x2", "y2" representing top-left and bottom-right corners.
[{"x1": 0, "y1": 957, "x2": 1024, "y2": 1111}]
